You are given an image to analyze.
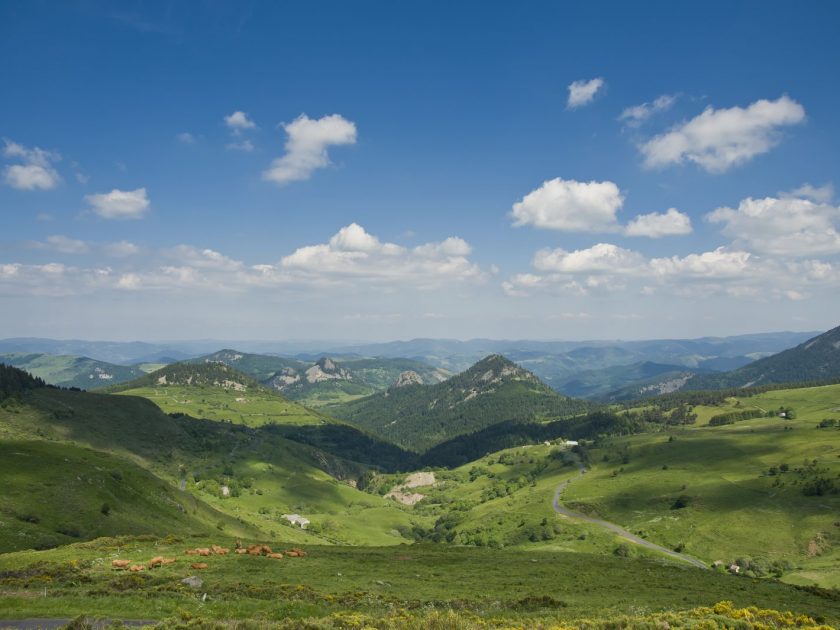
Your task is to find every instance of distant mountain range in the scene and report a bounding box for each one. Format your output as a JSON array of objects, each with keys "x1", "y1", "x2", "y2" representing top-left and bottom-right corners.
[
  {"x1": 0, "y1": 328, "x2": 827, "y2": 401},
  {"x1": 681, "y1": 324, "x2": 840, "y2": 390}
]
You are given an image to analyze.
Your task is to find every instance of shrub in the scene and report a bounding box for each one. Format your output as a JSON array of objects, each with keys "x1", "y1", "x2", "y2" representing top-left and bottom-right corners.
[
  {"x1": 671, "y1": 494, "x2": 692, "y2": 509},
  {"x1": 100, "y1": 503, "x2": 111, "y2": 516}
]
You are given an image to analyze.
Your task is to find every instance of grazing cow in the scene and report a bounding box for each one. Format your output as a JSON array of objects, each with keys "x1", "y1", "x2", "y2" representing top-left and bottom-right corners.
[
  {"x1": 129, "y1": 565, "x2": 145, "y2": 572},
  {"x1": 161, "y1": 558, "x2": 177, "y2": 565},
  {"x1": 234, "y1": 548, "x2": 247, "y2": 554},
  {"x1": 191, "y1": 562, "x2": 209, "y2": 570},
  {"x1": 196, "y1": 548, "x2": 211, "y2": 556},
  {"x1": 285, "y1": 548, "x2": 307, "y2": 557},
  {"x1": 185, "y1": 549, "x2": 198, "y2": 555},
  {"x1": 285, "y1": 550, "x2": 299, "y2": 557},
  {"x1": 266, "y1": 552, "x2": 283, "y2": 559},
  {"x1": 211, "y1": 545, "x2": 229, "y2": 555},
  {"x1": 111, "y1": 559, "x2": 130, "y2": 569},
  {"x1": 260, "y1": 545, "x2": 273, "y2": 555},
  {"x1": 147, "y1": 556, "x2": 165, "y2": 568}
]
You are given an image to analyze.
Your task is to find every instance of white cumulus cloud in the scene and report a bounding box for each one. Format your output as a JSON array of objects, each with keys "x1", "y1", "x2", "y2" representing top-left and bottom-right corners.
[
  {"x1": 706, "y1": 195, "x2": 840, "y2": 256},
  {"x1": 639, "y1": 96, "x2": 805, "y2": 173},
  {"x1": 2, "y1": 139, "x2": 62, "y2": 190},
  {"x1": 649, "y1": 247, "x2": 753, "y2": 278},
  {"x1": 511, "y1": 177, "x2": 623, "y2": 232},
  {"x1": 567, "y1": 78, "x2": 605, "y2": 109},
  {"x1": 625, "y1": 208, "x2": 693, "y2": 238},
  {"x1": 263, "y1": 114, "x2": 357, "y2": 185},
  {"x1": 533, "y1": 243, "x2": 645, "y2": 274},
  {"x1": 782, "y1": 182, "x2": 834, "y2": 204},
  {"x1": 224, "y1": 110, "x2": 257, "y2": 133},
  {"x1": 85, "y1": 188, "x2": 150, "y2": 220}
]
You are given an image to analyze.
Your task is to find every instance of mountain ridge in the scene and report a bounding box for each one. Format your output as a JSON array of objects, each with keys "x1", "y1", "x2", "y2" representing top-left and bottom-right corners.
[{"x1": 329, "y1": 353, "x2": 592, "y2": 452}]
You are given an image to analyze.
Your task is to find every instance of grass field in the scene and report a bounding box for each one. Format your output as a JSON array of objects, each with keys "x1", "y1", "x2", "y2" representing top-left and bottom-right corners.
[
  {"x1": 1, "y1": 536, "x2": 838, "y2": 627},
  {"x1": 562, "y1": 384, "x2": 840, "y2": 587},
  {"x1": 116, "y1": 385, "x2": 327, "y2": 427},
  {"x1": 0, "y1": 388, "x2": 423, "y2": 549},
  {"x1": 0, "y1": 441, "x2": 258, "y2": 553}
]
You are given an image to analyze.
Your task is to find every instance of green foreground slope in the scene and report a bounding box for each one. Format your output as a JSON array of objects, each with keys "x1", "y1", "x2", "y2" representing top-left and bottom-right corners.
[
  {"x1": 0, "y1": 382, "x2": 424, "y2": 550},
  {"x1": 0, "y1": 440, "x2": 257, "y2": 553},
  {"x1": 1, "y1": 537, "x2": 838, "y2": 627}
]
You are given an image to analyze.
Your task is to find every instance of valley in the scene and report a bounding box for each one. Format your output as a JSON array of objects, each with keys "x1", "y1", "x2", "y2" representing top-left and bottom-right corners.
[{"x1": 1, "y1": 327, "x2": 840, "y2": 627}]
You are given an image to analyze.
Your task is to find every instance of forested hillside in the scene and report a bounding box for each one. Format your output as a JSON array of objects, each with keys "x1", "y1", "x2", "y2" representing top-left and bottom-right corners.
[
  {"x1": 329, "y1": 354, "x2": 592, "y2": 451},
  {"x1": 682, "y1": 325, "x2": 840, "y2": 391}
]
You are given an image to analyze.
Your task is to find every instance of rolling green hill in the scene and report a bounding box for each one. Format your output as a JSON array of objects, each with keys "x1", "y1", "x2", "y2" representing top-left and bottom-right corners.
[
  {"x1": 0, "y1": 352, "x2": 145, "y2": 389},
  {"x1": 329, "y1": 354, "x2": 593, "y2": 452},
  {"x1": 106, "y1": 362, "x2": 327, "y2": 427},
  {"x1": 0, "y1": 440, "x2": 258, "y2": 553},
  {"x1": 0, "y1": 366, "x2": 427, "y2": 550}
]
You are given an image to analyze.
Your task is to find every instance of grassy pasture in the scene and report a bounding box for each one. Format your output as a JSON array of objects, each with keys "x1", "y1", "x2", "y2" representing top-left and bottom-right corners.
[
  {"x1": 563, "y1": 384, "x2": 840, "y2": 587},
  {"x1": 116, "y1": 385, "x2": 326, "y2": 427},
  {"x1": 1, "y1": 536, "x2": 838, "y2": 626}
]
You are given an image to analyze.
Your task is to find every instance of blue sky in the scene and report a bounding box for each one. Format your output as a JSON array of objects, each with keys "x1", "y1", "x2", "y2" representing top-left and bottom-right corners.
[{"x1": 2, "y1": 0, "x2": 839, "y2": 341}]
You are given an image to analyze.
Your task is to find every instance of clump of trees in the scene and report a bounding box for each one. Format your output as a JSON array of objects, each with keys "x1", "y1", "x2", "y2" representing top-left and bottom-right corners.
[{"x1": 708, "y1": 409, "x2": 765, "y2": 426}]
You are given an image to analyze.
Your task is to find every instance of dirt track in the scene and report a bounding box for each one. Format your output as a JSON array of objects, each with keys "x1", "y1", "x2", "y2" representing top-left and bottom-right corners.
[{"x1": 552, "y1": 468, "x2": 709, "y2": 570}]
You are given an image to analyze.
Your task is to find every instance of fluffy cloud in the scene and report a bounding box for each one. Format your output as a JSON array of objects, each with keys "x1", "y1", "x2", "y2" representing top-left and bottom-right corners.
[
  {"x1": 2, "y1": 139, "x2": 62, "y2": 190},
  {"x1": 706, "y1": 195, "x2": 840, "y2": 256},
  {"x1": 782, "y1": 183, "x2": 834, "y2": 203},
  {"x1": 619, "y1": 94, "x2": 676, "y2": 127},
  {"x1": 262, "y1": 114, "x2": 357, "y2": 185},
  {"x1": 85, "y1": 188, "x2": 150, "y2": 220},
  {"x1": 639, "y1": 96, "x2": 805, "y2": 172},
  {"x1": 224, "y1": 110, "x2": 256, "y2": 133},
  {"x1": 649, "y1": 247, "x2": 752, "y2": 278},
  {"x1": 511, "y1": 178, "x2": 623, "y2": 232},
  {"x1": 533, "y1": 243, "x2": 645, "y2": 273},
  {"x1": 176, "y1": 132, "x2": 196, "y2": 144},
  {"x1": 625, "y1": 208, "x2": 692, "y2": 238},
  {"x1": 280, "y1": 223, "x2": 480, "y2": 285},
  {"x1": 502, "y1": 240, "x2": 836, "y2": 301},
  {"x1": 1, "y1": 224, "x2": 483, "y2": 296},
  {"x1": 567, "y1": 78, "x2": 605, "y2": 109}
]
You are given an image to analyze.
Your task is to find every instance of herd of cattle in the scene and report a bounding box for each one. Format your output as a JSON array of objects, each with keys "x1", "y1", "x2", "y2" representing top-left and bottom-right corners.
[{"x1": 110, "y1": 542, "x2": 308, "y2": 572}]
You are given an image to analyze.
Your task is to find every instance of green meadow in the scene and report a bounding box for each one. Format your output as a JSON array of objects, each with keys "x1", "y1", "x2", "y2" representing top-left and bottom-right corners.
[
  {"x1": 115, "y1": 384, "x2": 327, "y2": 427},
  {"x1": 1, "y1": 536, "x2": 838, "y2": 627},
  {"x1": 562, "y1": 384, "x2": 840, "y2": 587}
]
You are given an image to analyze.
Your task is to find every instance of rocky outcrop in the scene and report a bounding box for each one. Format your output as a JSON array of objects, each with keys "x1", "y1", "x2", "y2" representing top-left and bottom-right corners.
[{"x1": 393, "y1": 370, "x2": 423, "y2": 388}]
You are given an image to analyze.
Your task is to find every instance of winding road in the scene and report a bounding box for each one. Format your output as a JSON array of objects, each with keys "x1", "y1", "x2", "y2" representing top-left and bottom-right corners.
[{"x1": 552, "y1": 467, "x2": 709, "y2": 570}]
